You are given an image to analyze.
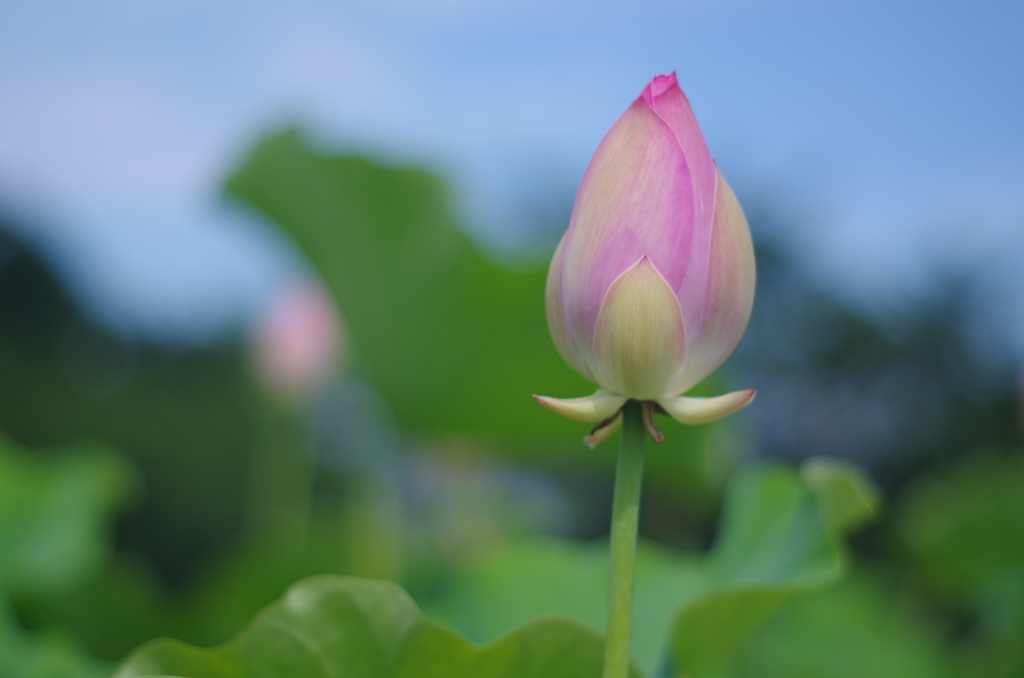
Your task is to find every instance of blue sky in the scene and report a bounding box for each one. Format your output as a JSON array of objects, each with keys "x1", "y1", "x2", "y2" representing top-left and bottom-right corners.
[{"x1": 1, "y1": 0, "x2": 1022, "y2": 340}]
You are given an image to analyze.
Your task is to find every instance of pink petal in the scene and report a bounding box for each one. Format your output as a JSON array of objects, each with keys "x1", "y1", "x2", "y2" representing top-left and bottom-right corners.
[
  {"x1": 545, "y1": 236, "x2": 592, "y2": 379},
  {"x1": 559, "y1": 95, "x2": 696, "y2": 350},
  {"x1": 674, "y1": 169, "x2": 756, "y2": 392},
  {"x1": 643, "y1": 73, "x2": 719, "y2": 345}
]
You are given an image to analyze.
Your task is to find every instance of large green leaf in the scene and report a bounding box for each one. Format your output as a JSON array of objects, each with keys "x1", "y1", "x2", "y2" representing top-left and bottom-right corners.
[
  {"x1": 225, "y1": 130, "x2": 582, "y2": 446},
  {"x1": 422, "y1": 458, "x2": 878, "y2": 676},
  {"x1": 223, "y1": 130, "x2": 715, "y2": 459},
  {"x1": 115, "y1": 576, "x2": 640, "y2": 678},
  {"x1": 0, "y1": 432, "x2": 133, "y2": 599},
  {"x1": 799, "y1": 456, "x2": 880, "y2": 536},
  {"x1": 669, "y1": 457, "x2": 877, "y2": 677}
]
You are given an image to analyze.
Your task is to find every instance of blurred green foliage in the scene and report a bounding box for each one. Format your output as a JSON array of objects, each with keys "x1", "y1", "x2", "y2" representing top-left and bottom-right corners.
[
  {"x1": 0, "y1": 434, "x2": 132, "y2": 599},
  {"x1": 0, "y1": 433, "x2": 132, "y2": 678},
  {"x1": 668, "y1": 459, "x2": 875, "y2": 676},
  {"x1": 737, "y1": 575, "x2": 956, "y2": 678},
  {"x1": 0, "y1": 226, "x2": 259, "y2": 586},
  {"x1": 0, "y1": 607, "x2": 109, "y2": 678},
  {"x1": 897, "y1": 452, "x2": 1024, "y2": 678},
  {"x1": 424, "y1": 459, "x2": 876, "y2": 675},
  {"x1": 224, "y1": 130, "x2": 720, "y2": 469},
  {"x1": 115, "y1": 461, "x2": 875, "y2": 678},
  {"x1": 226, "y1": 130, "x2": 586, "y2": 445}
]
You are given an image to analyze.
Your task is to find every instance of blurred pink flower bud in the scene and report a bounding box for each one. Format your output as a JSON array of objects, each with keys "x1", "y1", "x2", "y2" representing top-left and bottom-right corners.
[
  {"x1": 536, "y1": 73, "x2": 756, "y2": 441},
  {"x1": 252, "y1": 280, "x2": 343, "y2": 402}
]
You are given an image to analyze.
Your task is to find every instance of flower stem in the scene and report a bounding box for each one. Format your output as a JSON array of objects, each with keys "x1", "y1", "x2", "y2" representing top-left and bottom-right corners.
[{"x1": 603, "y1": 400, "x2": 646, "y2": 678}]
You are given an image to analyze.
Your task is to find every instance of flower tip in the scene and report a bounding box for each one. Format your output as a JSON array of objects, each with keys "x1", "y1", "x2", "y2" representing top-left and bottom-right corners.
[
  {"x1": 641, "y1": 71, "x2": 679, "y2": 107},
  {"x1": 532, "y1": 394, "x2": 562, "y2": 416}
]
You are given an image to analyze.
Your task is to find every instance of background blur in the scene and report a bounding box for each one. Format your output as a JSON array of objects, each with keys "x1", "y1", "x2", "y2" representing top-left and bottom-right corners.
[{"x1": 1, "y1": 1, "x2": 1023, "y2": 676}]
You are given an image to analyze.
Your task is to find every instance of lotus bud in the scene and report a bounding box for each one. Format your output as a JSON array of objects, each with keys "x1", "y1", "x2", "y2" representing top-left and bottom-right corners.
[
  {"x1": 251, "y1": 279, "x2": 344, "y2": 403},
  {"x1": 535, "y1": 73, "x2": 756, "y2": 444}
]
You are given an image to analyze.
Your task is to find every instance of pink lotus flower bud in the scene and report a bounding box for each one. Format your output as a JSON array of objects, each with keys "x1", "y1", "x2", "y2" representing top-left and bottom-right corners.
[
  {"x1": 535, "y1": 73, "x2": 756, "y2": 443},
  {"x1": 252, "y1": 280, "x2": 344, "y2": 403}
]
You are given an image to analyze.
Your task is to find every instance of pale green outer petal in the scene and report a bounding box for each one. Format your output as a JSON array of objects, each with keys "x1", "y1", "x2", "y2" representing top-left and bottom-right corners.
[
  {"x1": 584, "y1": 411, "x2": 622, "y2": 449},
  {"x1": 656, "y1": 389, "x2": 756, "y2": 425},
  {"x1": 592, "y1": 257, "x2": 686, "y2": 400},
  {"x1": 673, "y1": 169, "x2": 756, "y2": 393},
  {"x1": 545, "y1": 236, "x2": 593, "y2": 380},
  {"x1": 532, "y1": 389, "x2": 628, "y2": 423}
]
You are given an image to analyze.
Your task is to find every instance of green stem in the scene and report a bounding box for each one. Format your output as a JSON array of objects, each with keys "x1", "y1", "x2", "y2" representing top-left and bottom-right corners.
[{"x1": 603, "y1": 400, "x2": 647, "y2": 678}]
